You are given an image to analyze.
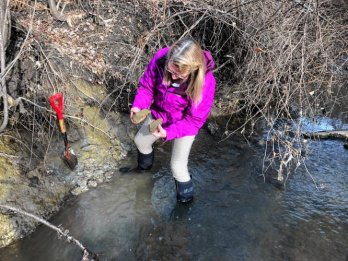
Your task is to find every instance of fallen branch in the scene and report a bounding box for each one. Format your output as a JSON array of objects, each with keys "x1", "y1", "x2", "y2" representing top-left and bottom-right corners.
[
  {"x1": 0, "y1": 152, "x2": 19, "y2": 158},
  {"x1": 0, "y1": 134, "x2": 40, "y2": 158},
  {"x1": 47, "y1": 0, "x2": 67, "y2": 22},
  {"x1": 47, "y1": 0, "x2": 86, "y2": 27},
  {"x1": 303, "y1": 130, "x2": 348, "y2": 140},
  {"x1": 0, "y1": 204, "x2": 98, "y2": 261}
]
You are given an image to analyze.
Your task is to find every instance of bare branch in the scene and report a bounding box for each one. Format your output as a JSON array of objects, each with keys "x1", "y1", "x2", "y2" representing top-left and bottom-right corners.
[{"x1": 0, "y1": 205, "x2": 98, "y2": 260}]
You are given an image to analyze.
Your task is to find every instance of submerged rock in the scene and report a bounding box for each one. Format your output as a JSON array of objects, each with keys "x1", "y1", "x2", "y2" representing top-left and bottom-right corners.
[{"x1": 151, "y1": 172, "x2": 177, "y2": 219}]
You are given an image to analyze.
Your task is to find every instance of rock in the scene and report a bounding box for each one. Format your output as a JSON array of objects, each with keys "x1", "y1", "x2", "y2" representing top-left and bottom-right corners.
[
  {"x1": 71, "y1": 186, "x2": 89, "y2": 196},
  {"x1": 206, "y1": 121, "x2": 220, "y2": 136},
  {"x1": 151, "y1": 173, "x2": 177, "y2": 219},
  {"x1": 87, "y1": 179, "x2": 98, "y2": 188},
  {"x1": 28, "y1": 176, "x2": 39, "y2": 187},
  {"x1": 344, "y1": 143, "x2": 348, "y2": 149}
]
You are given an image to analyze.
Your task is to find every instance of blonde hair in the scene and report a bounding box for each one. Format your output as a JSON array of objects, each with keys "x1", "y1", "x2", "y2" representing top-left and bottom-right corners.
[{"x1": 163, "y1": 38, "x2": 206, "y2": 104}]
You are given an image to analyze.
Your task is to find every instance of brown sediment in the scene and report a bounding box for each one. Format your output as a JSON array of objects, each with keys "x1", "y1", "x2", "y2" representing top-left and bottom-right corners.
[
  {"x1": 132, "y1": 109, "x2": 151, "y2": 124},
  {"x1": 149, "y1": 119, "x2": 163, "y2": 133}
]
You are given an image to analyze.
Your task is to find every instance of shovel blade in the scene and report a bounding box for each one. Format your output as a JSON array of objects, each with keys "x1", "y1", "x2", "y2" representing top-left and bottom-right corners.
[{"x1": 63, "y1": 148, "x2": 78, "y2": 170}]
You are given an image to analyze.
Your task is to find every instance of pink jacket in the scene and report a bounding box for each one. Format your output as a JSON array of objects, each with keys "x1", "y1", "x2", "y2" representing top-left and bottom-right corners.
[{"x1": 132, "y1": 47, "x2": 216, "y2": 141}]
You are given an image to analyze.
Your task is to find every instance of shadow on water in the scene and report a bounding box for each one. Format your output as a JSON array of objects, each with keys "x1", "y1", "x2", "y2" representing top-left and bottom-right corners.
[{"x1": 0, "y1": 128, "x2": 347, "y2": 261}]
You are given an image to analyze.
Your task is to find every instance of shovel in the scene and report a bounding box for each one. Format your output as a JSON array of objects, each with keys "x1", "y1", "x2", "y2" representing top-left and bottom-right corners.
[{"x1": 49, "y1": 92, "x2": 78, "y2": 170}]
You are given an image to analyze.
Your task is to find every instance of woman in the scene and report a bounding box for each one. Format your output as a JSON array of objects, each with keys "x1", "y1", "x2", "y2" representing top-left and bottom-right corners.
[{"x1": 129, "y1": 37, "x2": 216, "y2": 203}]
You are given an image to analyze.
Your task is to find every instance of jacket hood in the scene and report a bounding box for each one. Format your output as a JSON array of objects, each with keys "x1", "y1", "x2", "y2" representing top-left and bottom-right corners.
[{"x1": 203, "y1": 50, "x2": 215, "y2": 72}]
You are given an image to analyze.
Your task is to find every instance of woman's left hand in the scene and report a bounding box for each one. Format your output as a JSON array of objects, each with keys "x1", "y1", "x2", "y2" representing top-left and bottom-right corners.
[{"x1": 152, "y1": 124, "x2": 167, "y2": 138}]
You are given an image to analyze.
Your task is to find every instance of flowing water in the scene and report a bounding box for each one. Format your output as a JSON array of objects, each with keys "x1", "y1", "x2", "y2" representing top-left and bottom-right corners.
[{"x1": 0, "y1": 122, "x2": 347, "y2": 261}]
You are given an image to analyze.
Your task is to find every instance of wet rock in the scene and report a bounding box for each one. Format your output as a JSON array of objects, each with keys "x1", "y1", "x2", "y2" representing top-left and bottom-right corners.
[
  {"x1": 151, "y1": 173, "x2": 177, "y2": 219},
  {"x1": 104, "y1": 171, "x2": 114, "y2": 181},
  {"x1": 28, "y1": 176, "x2": 39, "y2": 187},
  {"x1": 71, "y1": 186, "x2": 89, "y2": 196},
  {"x1": 206, "y1": 121, "x2": 220, "y2": 136},
  {"x1": 87, "y1": 179, "x2": 98, "y2": 188}
]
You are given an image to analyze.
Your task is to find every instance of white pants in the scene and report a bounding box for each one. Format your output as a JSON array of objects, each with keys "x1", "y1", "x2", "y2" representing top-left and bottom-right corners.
[{"x1": 134, "y1": 116, "x2": 195, "y2": 182}]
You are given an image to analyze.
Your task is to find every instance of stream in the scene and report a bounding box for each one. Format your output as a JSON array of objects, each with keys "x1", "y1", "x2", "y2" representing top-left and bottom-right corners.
[{"x1": 0, "y1": 120, "x2": 347, "y2": 261}]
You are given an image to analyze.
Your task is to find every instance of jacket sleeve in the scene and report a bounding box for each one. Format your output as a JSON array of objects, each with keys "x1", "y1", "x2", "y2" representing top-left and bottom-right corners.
[
  {"x1": 132, "y1": 51, "x2": 162, "y2": 109},
  {"x1": 164, "y1": 72, "x2": 216, "y2": 141}
]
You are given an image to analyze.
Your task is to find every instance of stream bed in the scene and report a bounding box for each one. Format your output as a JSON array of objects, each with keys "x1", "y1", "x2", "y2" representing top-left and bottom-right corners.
[{"x1": 0, "y1": 125, "x2": 347, "y2": 261}]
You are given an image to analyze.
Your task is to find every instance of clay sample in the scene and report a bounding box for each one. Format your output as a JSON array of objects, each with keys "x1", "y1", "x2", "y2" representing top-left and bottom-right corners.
[
  {"x1": 149, "y1": 118, "x2": 163, "y2": 133},
  {"x1": 132, "y1": 109, "x2": 151, "y2": 124}
]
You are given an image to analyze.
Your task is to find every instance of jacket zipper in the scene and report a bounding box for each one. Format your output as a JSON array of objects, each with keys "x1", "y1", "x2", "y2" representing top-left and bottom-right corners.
[{"x1": 163, "y1": 84, "x2": 168, "y2": 106}]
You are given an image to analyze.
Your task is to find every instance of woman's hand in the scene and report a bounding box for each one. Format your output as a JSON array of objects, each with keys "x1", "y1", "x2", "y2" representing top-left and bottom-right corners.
[
  {"x1": 152, "y1": 124, "x2": 167, "y2": 139},
  {"x1": 131, "y1": 107, "x2": 152, "y2": 124},
  {"x1": 130, "y1": 107, "x2": 140, "y2": 124}
]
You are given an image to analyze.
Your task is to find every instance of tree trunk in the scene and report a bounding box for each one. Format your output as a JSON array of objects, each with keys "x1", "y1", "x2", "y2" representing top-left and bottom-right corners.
[
  {"x1": 3, "y1": 1, "x2": 10, "y2": 50},
  {"x1": 0, "y1": 0, "x2": 10, "y2": 132}
]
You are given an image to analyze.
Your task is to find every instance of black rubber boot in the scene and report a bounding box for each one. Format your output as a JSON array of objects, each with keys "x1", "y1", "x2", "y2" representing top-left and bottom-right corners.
[
  {"x1": 137, "y1": 149, "x2": 154, "y2": 170},
  {"x1": 119, "y1": 150, "x2": 154, "y2": 173},
  {"x1": 175, "y1": 179, "x2": 194, "y2": 203}
]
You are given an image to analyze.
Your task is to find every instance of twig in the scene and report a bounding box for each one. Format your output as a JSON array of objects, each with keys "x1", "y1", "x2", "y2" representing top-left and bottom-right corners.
[
  {"x1": 13, "y1": 97, "x2": 112, "y2": 139},
  {"x1": 178, "y1": 10, "x2": 208, "y2": 40},
  {"x1": 0, "y1": 152, "x2": 19, "y2": 158},
  {"x1": 0, "y1": 204, "x2": 85, "y2": 251},
  {"x1": 47, "y1": 0, "x2": 67, "y2": 22},
  {"x1": 70, "y1": 80, "x2": 101, "y2": 106},
  {"x1": 0, "y1": 134, "x2": 40, "y2": 158},
  {"x1": 67, "y1": 115, "x2": 112, "y2": 139}
]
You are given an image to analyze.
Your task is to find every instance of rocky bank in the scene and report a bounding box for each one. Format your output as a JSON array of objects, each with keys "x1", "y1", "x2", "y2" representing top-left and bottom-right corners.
[{"x1": 0, "y1": 0, "x2": 161, "y2": 247}]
